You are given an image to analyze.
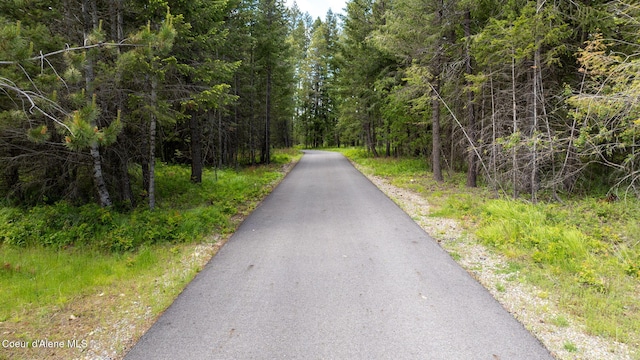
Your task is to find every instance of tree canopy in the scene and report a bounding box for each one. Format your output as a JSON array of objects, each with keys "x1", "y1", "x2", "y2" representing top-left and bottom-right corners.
[{"x1": 2, "y1": 0, "x2": 639, "y2": 208}]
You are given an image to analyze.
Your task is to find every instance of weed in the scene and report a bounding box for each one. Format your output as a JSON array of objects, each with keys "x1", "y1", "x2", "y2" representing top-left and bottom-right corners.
[
  {"x1": 564, "y1": 341, "x2": 578, "y2": 352},
  {"x1": 551, "y1": 315, "x2": 570, "y2": 328},
  {"x1": 496, "y1": 262, "x2": 522, "y2": 275}
]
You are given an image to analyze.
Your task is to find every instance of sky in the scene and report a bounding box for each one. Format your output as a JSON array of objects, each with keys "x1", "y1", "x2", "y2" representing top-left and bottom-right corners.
[{"x1": 286, "y1": 0, "x2": 346, "y2": 20}]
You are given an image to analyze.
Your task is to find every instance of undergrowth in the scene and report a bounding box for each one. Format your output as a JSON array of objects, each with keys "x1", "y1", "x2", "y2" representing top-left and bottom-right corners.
[
  {"x1": 0, "y1": 158, "x2": 290, "y2": 252},
  {"x1": 0, "y1": 245, "x2": 160, "y2": 323}
]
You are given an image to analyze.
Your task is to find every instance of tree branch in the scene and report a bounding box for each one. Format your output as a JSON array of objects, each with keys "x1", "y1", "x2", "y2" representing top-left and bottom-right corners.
[{"x1": 0, "y1": 41, "x2": 141, "y2": 65}]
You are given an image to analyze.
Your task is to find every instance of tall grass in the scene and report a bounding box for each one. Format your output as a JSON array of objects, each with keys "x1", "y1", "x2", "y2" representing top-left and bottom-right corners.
[{"x1": 0, "y1": 246, "x2": 159, "y2": 322}]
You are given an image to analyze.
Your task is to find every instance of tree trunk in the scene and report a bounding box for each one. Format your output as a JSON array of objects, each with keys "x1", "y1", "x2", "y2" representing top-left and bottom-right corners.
[
  {"x1": 531, "y1": 55, "x2": 539, "y2": 203},
  {"x1": 365, "y1": 115, "x2": 379, "y2": 157},
  {"x1": 109, "y1": 0, "x2": 123, "y2": 44},
  {"x1": 90, "y1": 145, "x2": 112, "y2": 207},
  {"x1": 490, "y1": 73, "x2": 498, "y2": 190},
  {"x1": 430, "y1": 0, "x2": 444, "y2": 183},
  {"x1": 218, "y1": 110, "x2": 223, "y2": 177},
  {"x1": 148, "y1": 76, "x2": 158, "y2": 210},
  {"x1": 119, "y1": 150, "x2": 135, "y2": 208},
  {"x1": 465, "y1": 9, "x2": 477, "y2": 187},
  {"x1": 83, "y1": 0, "x2": 112, "y2": 207},
  {"x1": 262, "y1": 65, "x2": 272, "y2": 164},
  {"x1": 511, "y1": 53, "x2": 519, "y2": 198},
  {"x1": 386, "y1": 120, "x2": 391, "y2": 157},
  {"x1": 190, "y1": 111, "x2": 203, "y2": 183},
  {"x1": 431, "y1": 77, "x2": 443, "y2": 182}
]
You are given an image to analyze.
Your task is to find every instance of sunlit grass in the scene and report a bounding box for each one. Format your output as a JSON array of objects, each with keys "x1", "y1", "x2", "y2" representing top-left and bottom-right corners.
[{"x1": 0, "y1": 245, "x2": 160, "y2": 322}]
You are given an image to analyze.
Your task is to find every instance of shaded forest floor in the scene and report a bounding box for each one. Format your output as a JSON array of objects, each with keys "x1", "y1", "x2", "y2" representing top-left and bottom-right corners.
[{"x1": 337, "y1": 147, "x2": 640, "y2": 360}]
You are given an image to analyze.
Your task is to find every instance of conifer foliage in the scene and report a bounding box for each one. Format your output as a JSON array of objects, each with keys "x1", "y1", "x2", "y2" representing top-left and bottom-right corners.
[
  {"x1": 329, "y1": 0, "x2": 640, "y2": 198},
  {"x1": 0, "y1": 0, "x2": 295, "y2": 207},
  {"x1": 2, "y1": 0, "x2": 639, "y2": 207}
]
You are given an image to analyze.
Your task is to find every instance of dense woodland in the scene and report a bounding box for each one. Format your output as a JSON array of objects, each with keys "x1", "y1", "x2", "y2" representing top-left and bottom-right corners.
[{"x1": 1, "y1": 0, "x2": 639, "y2": 209}]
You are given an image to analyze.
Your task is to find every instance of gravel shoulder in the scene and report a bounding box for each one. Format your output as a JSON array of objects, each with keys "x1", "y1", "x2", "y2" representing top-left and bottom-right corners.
[{"x1": 354, "y1": 163, "x2": 634, "y2": 360}]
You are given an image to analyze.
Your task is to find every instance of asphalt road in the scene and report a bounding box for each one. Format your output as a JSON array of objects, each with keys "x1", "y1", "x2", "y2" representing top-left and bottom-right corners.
[{"x1": 124, "y1": 150, "x2": 553, "y2": 360}]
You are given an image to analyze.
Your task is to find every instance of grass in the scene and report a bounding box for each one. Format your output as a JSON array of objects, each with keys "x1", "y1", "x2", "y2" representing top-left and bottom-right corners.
[
  {"x1": 564, "y1": 341, "x2": 579, "y2": 352},
  {"x1": 0, "y1": 149, "x2": 300, "y2": 359},
  {"x1": 0, "y1": 244, "x2": 190, "y2": 323},
  {"x1": 551, "y1": 315, "x2": 571, "y2": 328},
  {"x1": 0, "y1": 242, "x2": 210, "y2": 359},
  {"x1": 336, "y1": 147, "x2": 640, "y2": 353}
]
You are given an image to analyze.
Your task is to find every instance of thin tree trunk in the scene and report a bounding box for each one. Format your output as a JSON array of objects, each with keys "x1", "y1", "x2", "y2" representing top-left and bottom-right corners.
[
  {"x1": 531, "y1": 55, "x2": 539, "y2": 203},
  {"x1": 190, "y1": 111, "x2": 203, "y2": 183},
  {"x1": 218, "y1": 110, "x2": 222, "y2": 180},
  {"x1": 530, "y1": 0, "x2": 544, "y2": 203},
  {"x1": 365, "y1": 115, "x2": 379, "y2": 157},
  {"x1": 465, "y1": 9, "x2": 477, "y2": 187},
  {"x1": 490, "y1": 72, "x2": 498, "y2": 190},
  {"x1": 148, "y1": 76, "x2": 158, "y2": 210},
  {"x1": 432, "y1": 77, "x2": 443, "y2": 182},
  {"x1": 120, "y1": 151, "x2": 134, "y2": 207},
  {"x1": 511, "y1": 53, "x2": 519, "y2": 198},
  {"x1": 116, "y1": 0, "x2": 123, "y2": 42},
  {"x1": 263, "y1": 65, "x2": 272, "y2": 164},
  {"x1": 431, "y1": 0, "x2": 444, "y2": 183},
  {"x1": 83, "y1": 0, "x2": 112, "y2": 207},
  {"x1": 386, "y1": 120, "x2": 391, "y2": 157},
  {"x1": 90, "y1": 145, "x2": 112, "y2": 207}
]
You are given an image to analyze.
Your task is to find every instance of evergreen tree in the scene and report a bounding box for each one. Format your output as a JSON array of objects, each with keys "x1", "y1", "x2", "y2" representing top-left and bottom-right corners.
[{"x1": 337, "y1": 0, "x2": 393, "y2": 156}]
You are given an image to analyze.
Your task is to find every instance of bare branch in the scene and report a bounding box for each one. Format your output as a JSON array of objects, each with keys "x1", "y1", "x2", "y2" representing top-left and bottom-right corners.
[
  {"x1": 0, "y1": 40, "x2": 141, "y2": 65},
  {"x1": 0, "y1": 77, "x2": 73, "y2": 134}
]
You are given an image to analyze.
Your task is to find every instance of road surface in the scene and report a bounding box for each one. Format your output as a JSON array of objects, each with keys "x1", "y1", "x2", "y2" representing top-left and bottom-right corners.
[{"x1": 124, "y1": 150, "x2": 552, "y2": 359}]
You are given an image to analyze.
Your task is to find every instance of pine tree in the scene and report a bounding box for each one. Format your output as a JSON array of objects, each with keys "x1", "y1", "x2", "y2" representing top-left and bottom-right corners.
[{"x1": 338, "y1": 0, "x2": 393, "y2": 156}]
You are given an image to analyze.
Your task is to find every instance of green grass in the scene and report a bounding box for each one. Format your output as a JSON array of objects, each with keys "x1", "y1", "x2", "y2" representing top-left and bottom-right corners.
[
  {"x1": 0, "y1": 245, "x2": 160, "y2": 322},
  {"x1": 564, "y1": 341, "x2": 578, "y2": 352},
  {"x1": 338, "y1": 147, "x2": 640, "y2": 350},
  {"x1": 472, "y1": 198, "x2": 640, "y2": 343},
  {"x1": 551, "y1": 315, "x2": 570, "y2": 328}
]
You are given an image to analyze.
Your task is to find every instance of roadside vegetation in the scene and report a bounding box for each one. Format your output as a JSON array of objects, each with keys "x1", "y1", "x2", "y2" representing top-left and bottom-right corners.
[
  {"x1": 338, "y1": 147, "x2": 640, "y2": 356},
  {"x1": 0, "y1": 149, "x2": 299, "y2": 360}
]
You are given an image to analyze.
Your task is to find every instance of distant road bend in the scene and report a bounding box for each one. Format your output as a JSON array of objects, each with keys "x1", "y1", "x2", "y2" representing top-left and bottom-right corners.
[{"x1": 124, "y1": 150, "x2": 553, "y2": 359}]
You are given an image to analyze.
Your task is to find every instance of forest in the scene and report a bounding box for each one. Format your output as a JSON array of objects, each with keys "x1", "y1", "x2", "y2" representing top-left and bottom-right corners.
[
  {"x1": 1, "y1": 1, "x2": 640, "y2": 356},
  {"x1": 1, "y1": 0, "x2": 639, "y2": 210}
]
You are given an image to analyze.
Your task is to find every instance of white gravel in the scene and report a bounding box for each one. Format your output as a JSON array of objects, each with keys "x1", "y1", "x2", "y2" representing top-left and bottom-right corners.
[{"x1": 356, "y1": 165, "x2": 635, "y2": 360}]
